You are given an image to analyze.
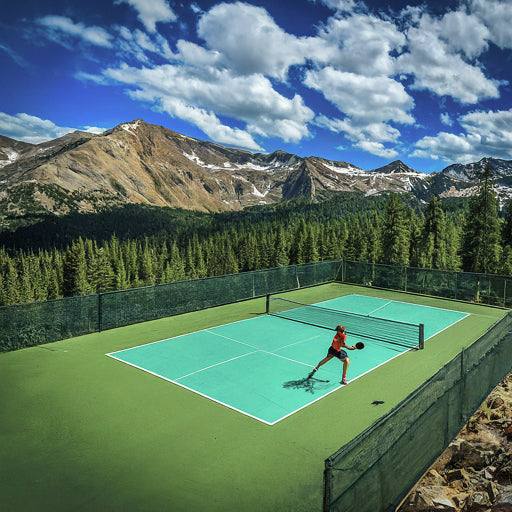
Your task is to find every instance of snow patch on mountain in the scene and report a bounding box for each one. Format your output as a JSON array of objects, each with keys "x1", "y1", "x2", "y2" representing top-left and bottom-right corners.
[
  {"x1": 0, "y1": 148, "x2": 20, "y2": 168},
  {"x1": 322, "y1": 162, "x2": 366, "y2": 175},
  {"x1": 121, "y1": 120, "x2": 142, "y2": 135}
]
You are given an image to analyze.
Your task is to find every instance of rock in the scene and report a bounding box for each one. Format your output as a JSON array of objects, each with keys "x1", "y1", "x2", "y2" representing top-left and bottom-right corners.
[
  {"x1": 446, "y1": 468, "x2": 471, "y2": 483},
  {"x1": 451, "y1": 441, "x2": 493, "y2": 470},
  {"x1": 487, "y1": 397, "x2": 505, "y2": 409},
  {"x1": 403, "y1": 486, "x2": 456, "y2": 512},
  {"x1": 454, "y1": 493, "x2": 469, "y2": 508},
  {"x1": 488, "y1": 480, "x2": 501, "y2": 502},
  {"x1": 463, "y1": 491, "x2": 492, "y2": 511},
  {"x1": 427, "y1": 469, "x2": 447, "y2": 486},
  {"x1": 484, "y1": 468, "x2": 496, "y2": 480},
  {"x1": 496, "y1": 463, "x2": 512, "y2": 484},
  {"x1": 432, "y1": 496, "x2": 457, "y2": 511},
  {"x1": 492, "y1": 486, "x2": 512, "y2": 511},
  {"x1": 505, "y1": 424, "x2": 512, "y2": 439}
]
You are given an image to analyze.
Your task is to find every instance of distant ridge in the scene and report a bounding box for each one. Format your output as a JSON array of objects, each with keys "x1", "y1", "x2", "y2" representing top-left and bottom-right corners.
[{"x1": 0, "y1": 119, "x2": 511, "y2": 228}]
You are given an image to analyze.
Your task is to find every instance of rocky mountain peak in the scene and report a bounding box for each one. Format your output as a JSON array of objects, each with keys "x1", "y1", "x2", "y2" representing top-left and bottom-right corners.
[
  {"x1": 372, "y1": 160, "x2": 418, "y2": 174},
  {"x1": 2, "y1": 118, "x2": 512, "y2": 230}
]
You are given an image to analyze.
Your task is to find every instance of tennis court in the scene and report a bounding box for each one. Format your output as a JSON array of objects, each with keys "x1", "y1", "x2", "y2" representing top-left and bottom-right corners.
[{"x1": 107, "y1": 294, "x2": 468, "y2": 425}]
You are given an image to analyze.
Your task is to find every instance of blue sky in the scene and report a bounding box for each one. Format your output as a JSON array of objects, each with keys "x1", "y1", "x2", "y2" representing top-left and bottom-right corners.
[{"x1": 0, "y1": 0, "x2": 511, "y2": 171}]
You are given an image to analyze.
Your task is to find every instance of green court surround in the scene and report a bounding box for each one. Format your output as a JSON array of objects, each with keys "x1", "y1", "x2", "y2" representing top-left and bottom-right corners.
[{"x1": 0, "y1": 284, "x2": 506, "y2": 512}]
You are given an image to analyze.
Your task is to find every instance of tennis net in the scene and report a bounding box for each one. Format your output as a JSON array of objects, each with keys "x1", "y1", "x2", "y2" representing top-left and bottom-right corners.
[{"x1": 266, "y1": 296, "x2": 424, "y2": 349}]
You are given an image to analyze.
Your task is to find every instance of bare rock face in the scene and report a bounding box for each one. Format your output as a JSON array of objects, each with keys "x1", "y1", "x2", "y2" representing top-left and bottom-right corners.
[
  {"x1": 399, "y1": 374, "x2": 512, "y2": 512},
  {"x1": 2, "y1": 119, "x2": 512, "y2": 228}
]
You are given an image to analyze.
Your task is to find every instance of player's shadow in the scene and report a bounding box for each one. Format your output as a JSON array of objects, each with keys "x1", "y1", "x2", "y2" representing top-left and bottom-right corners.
[{"x1": 282, "y1": 377, "x2": 331, "y2": 394}]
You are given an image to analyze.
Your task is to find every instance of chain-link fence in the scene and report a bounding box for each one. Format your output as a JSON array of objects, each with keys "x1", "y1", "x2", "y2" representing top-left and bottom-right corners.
[
  {"x1": 0, "y1": 260, "x2": 342, "y2": 351},
  {"x1": 323, "y1": 312, "x2": 512, "y2": 512},
  {"x1": 339, "y1": 260, "x2": 512, "y2": 307}
]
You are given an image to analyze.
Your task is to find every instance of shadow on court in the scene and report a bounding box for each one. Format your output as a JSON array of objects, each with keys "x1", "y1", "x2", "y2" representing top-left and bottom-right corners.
[{"x1": 282, "y1": 377, "x2": 332, "y2": 394}]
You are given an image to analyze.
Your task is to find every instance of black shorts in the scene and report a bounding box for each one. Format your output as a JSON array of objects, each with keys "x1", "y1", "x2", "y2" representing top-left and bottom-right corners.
[{"x1": 328, "y1": 346, "x2": 347, "y2": 360}]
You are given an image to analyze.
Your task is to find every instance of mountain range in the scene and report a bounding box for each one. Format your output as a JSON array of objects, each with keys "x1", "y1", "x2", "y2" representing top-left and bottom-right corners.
[{"x1": 1, "y1": 119, "x2": 511, "y2": 229}]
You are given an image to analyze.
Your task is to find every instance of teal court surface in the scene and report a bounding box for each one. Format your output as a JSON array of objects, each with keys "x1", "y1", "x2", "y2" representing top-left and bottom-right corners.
[{"x1": 107, "y1": 294, "x2": 469, "y2": 425}]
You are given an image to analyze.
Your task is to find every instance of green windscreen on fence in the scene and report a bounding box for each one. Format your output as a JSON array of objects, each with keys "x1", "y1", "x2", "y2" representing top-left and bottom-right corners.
[
  {"x1": 0, "y1": 295, "x2": 100, "y2": 351},
  {"x1": 0, "y1": 261, "x2": 341, "y2": 351},
  {"x1": 340, "y1": 260, "x2": 512, "y2": 307},
  {"x1": 324, "y1": 312, "x2": 512, "y2": 512}
]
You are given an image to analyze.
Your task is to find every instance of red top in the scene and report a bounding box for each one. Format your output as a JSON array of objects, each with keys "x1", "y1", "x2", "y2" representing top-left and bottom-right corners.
[{"x1": 331, "y1": 332, "x2": 347, "y2": 352}]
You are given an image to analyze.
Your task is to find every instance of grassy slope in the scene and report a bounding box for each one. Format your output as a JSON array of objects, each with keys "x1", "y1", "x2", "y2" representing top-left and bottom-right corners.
[{"x1": 0, "y1": 284, "x2": 506, "y2": 512}]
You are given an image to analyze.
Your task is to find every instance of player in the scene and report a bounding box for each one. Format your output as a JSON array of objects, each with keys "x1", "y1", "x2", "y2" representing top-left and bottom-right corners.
[{"x1": 307, "y1": 325, "x2": 364, "y2": 385}]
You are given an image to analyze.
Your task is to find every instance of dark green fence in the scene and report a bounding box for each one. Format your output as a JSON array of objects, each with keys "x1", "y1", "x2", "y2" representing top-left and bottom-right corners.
[
  {"x1": 0, "y1": 260, "x2": 342, "y2": 351},
  {"x1": 339, "y1": 260, "x2": 512, "y2": 307},
  {"x1": 323, "y1": 312, "x2": 512, "y2": 512}
]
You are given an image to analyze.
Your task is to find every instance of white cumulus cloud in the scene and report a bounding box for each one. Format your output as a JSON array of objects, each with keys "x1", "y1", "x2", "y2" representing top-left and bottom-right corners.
[
  {"x1": 0, "y1": 112, "x2": 101, "y2": 144},
  {"x1": 470, "y1": 0, "x2": 512, "y2": 50},
  {"x1": 36, "y1": 15, "x2": 113, "y2": 47},
  {"x1": 397, "y1": 11, "x2": 501, "y2": 104},
  {"x1": 440, "y1": 113, "x2": 453, "y2": 126},
  {"x1": 104, "y1": 62, "x2": 313, "y2": 150},
  {"x1": 197, "y1": 2, "x2": 315, "y2": 80},
  {"x1": 114, "y1": 0, "x2": 177, "y2": 33},
  {"x1": 315, "y1": 14, "x2": 405, "y2": 77},
  {"x1": 412, "y1": 109, "x2": 512, "y2": 162}
]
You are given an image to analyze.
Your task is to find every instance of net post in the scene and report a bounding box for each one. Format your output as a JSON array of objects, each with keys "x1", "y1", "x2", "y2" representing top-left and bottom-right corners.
[
  {"x1": 265, "y1": 294, "x2": 270, "y2": 314},
  {"x1": 419, "y1": 323, "x2": 425, "y2": 350}
]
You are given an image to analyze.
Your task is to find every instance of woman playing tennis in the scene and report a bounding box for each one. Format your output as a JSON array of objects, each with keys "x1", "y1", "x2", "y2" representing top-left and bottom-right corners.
[{"x1": 307, "y1": 325, "x2": 364, "y2": 385}]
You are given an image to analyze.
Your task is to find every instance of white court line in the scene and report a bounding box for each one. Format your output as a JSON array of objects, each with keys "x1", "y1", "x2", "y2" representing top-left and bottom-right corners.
[
  {"x1": 424, "y1": 312, "x2": 470, "y2": 341},
  {"x1": 175, "y1": 351, "x2": 258, "y2": 381},
  {"x1": 350, "y1": 293, "x2": 471, "y2": 315},
  {"x1": 203, "y1": 329, "x2": 259, "y2": 350},
  {"x1": 107, "y1": 315, "x2": 266, "y2": 357},
  {"x1": 106, "y1": 353, "x2": 273, "y2": 426},
  {"x1": 268, "y1": 345, "x2": 412, "y2": 425},
  {"x1": 315, "y1": 293, "x2": 471, "y2": 343},
  {"x1": 265, "y1": 351, "x2": 314, "y2": 369},
  {"x1": 205, "y1": 329, "x2": 321, "y2": 369},
  {"x1": 106, "y1": 293, "x2": 472, "y2": 426},
  {"x1": 366, "y1": 301, "x2": 393, "y2": 316}
]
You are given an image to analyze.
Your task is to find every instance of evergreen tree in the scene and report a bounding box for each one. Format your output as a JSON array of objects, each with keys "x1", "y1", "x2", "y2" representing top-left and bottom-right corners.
[
  {"x1": 167, "y1": 243, "x2": 186, "y2": 281},
  {"x1": 193, "y1": 238, "x2": 207, "y2": 278},
  {"x1": 4, "y1": 258, "x2": 21, "y2": 305},
  {"x1": 461, "y1": 163, "x2": 502, "y2": 273},
  {"x1": 89, "y1": 248, "x2": 115, "y2": 292},
  {"x1": 291, "y1": 219, "x2": 308, "y2": 264},
  {"x1": 381, "y1": 194, "x2": 410, "y2": 266},
  {"x1": 421, "y1": 197, "x2": 447, "y2": 269},
  {"x1": 140, "y1": 241, "x2": 156, "y2": 285},
  {"x1": 62, "y1": 238, "x2": 91, "y2": 296},
  {"x1": 304, "y1": 225, "x2": 319, "y2": 263},
  {"x1": 502, "y1": 199, "x2": 512, "y2": 247},
  {"x1": 365, "y1": 218, "x2": 381, "y2": 263},
  {"x1": 273, "y1": 227, "x2": 289, "y2": 266},
  {"x1": 46, "y1": 267, "x2": 61, "y2": 299}
]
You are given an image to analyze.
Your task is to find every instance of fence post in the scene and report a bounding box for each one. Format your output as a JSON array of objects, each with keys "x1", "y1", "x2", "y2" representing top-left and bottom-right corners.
[
  {"x1": 323, "y1": 460, "x2": 332, "y2": 512},
  {"x1": 404, "y1": 265, "x2": 408, "y2": 292},
  {"x1": 265, "y1": 294, "x2": 270, "y2": 314},
  {"x1": 454, "y1": 271, "x2": 458, "y2": 300},
  {"x1": 98, "y1": 293, "x2": 103, "y2": 332},
  {"x1": 504, "y1": 279, "x2": 507, "y2": 307},
  {"x1": 460, "y1": 350, "x2": 466, "y2": 423}
]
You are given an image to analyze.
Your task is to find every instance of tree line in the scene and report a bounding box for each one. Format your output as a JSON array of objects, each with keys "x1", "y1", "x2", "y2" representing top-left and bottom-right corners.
[{"x1": 0, "y1": 166, "x2": 510, "y2": 306}]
